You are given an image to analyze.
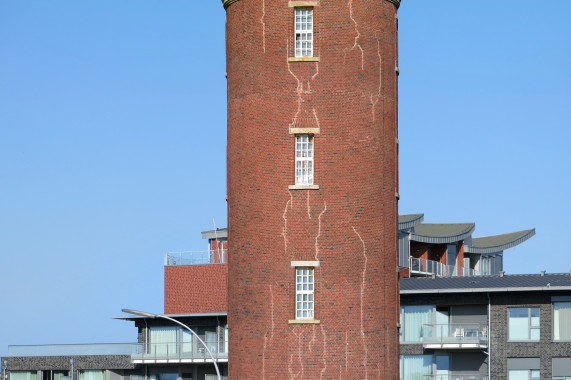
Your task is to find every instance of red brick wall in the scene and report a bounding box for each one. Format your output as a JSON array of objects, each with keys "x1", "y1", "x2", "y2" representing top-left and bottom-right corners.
[
  {"x1": 225, "y1": 0, "x2": 400, "y2": 378},
  {"x1": 164, "y1": 264, "x2": 228, "y2": 314},
  {"x1": 411, "y1": 242, "x2": 429, "y2": 260}
]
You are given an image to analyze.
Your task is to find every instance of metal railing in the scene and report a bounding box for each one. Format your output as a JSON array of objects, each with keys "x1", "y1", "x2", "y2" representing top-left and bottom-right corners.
[
  {"x1": 131, "y1": 340, "x2": 228, "y2": 361},
  {"x1": 8, "y1": 343, "x2": 138, "y2": 357},
  {"x1": 165, "y1": 250, "x2": 227, "y2": 266},
  {"x1": 409, "y1": 257, "x2": 481, "y2": 277},
  {"x1": 422, "y1": 323, "x2": 488, "y2": 346}
]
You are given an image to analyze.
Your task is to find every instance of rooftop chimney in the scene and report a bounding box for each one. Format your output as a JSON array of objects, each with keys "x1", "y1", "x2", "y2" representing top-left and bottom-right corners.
[
  {"x1": 499, "y1": 271, "x2": 505, "y2": 277},
  {"x1": 540, "y1": 270, "x2": 546, "y2": 276}
]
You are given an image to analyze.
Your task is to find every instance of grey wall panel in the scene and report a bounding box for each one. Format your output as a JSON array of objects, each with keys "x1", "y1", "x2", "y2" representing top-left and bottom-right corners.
[
  {"x1": 507, "y1": 358, "x2": 540, "y2": 370},
  {"x1": 450, "y1": 305, "x2": 487, "y2": 326},
  {"x1": 553, "y1": 358, "x2": 571, "y2": 376}
]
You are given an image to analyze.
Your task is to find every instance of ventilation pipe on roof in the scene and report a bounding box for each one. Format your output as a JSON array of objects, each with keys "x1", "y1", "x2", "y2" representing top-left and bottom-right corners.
[
  {"x1": 499, "y1": 271, "x2": 505, "y2": 277},
  {"x1": 540, "y1": 270, "x2": 546, "y2": 276}
]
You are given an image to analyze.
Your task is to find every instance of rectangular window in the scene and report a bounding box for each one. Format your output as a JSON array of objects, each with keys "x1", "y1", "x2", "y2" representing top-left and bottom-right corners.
[
  {"x1": 508, "y1": 307, "x2": 540, "y2": 341},
  {"x1": 295, "y1": 135, "x2": 313, "y2": 185},
  {"x1": 296, "y1": 267, "x2": 314, "y2": 319},
  {"x1": 295, "y1": 8, "x2": 313, "y2": 57},
  {"x1": 149, "y1": 326, "x2": 178, "y2": 355},
  {"x1": 554, "y1": 302, "x2": 571, "y2": 341},
  {"x1": 399, "y1": 355, "x2": 433, "y2": 380}
]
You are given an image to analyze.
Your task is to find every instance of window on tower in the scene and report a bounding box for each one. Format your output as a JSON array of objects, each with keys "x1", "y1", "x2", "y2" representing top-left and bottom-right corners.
[
  {"x1": 295, "y1": 135, "x2": 313, "y2": 185},
  {"x1": 295, "y1": 8, "x2": 313, "y2": 57},
  {"x1": 296, "y1": 267, "x2": 314, "y2": 319}
]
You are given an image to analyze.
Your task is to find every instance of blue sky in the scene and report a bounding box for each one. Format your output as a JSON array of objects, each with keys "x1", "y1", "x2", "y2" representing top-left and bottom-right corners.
[{"x1": 1, "y1": 1, "x2": 570, "y2": 356}]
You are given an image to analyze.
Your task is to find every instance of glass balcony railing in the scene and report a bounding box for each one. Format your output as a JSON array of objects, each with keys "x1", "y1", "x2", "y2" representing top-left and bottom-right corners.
[
  {"x1": 8, "y1": 343, "x2": 138, "y2": 357},
  {"x1": 131, "y1": 340, "x2": 228, "y2": 362},
  {"x1": 421, "y1": 323, "x2": 488, "y2": 347},
  {"x1": 165, "y1": 250, "x2": 227, "y2": 266},
  {"x1": 424, "y1": 376, "x2": 488, "y2": 380},
  {"x1": 409, "y1": 257, "x2": 481, "y2": 277}
]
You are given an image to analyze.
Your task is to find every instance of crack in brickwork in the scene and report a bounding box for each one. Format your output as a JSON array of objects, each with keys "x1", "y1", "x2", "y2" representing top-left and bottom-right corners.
[
  {"x1": 315, "y1": 201, "x2": 327, "y2": 260},
  {"x1": 345, "y1": 0, "x2": 364, "y2": 70},
  {"x1": 369, "y1": 38, "x2": 383, "y2": 121},
  {"x1": 262, "y1": 283, "x2": 275, "y2": 380},
  {"x1": 353, "y1": 226, "x2": 369, "y2": 380},
  {"x1": 260, "y1": 0, "x2": 266, "y2": 53}
]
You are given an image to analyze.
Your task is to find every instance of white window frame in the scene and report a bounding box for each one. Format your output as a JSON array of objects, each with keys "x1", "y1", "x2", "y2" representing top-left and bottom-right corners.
[
  {"x1": 295, "y1": 8, "x2": 313, "y2": 57},
  {"x1": 295, "y1": 267, "x2": 314, "y2": 320},
  {"x1": 295, "y1": 135, "x2": 314, "y2": 185},
  {"x1": 508, "y1": 307, "x2": 540, "y2": 341}
]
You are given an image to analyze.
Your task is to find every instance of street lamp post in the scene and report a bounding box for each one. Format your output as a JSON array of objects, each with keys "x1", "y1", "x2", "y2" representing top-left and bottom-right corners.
[{"x1": 122, "y1": 309, "x2": 221, "y2": 380}]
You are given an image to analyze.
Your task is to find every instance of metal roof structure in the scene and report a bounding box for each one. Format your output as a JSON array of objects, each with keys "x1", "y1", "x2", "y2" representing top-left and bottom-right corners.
[
  {"x1": 401, "y1": 273, "x2": 571, "y2": 294},
  {"x1": 466, "y1": 229, "x2": 536, "y2": 254},
  {"x1": 398, "y1": 214, "x2": 424, "y2": 230},
  {"x1": 410, "y1": 223, "x2": 476, "y2": 244}
]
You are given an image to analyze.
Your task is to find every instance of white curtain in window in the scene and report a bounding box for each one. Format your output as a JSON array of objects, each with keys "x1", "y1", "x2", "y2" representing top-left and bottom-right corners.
[
  {"x1": 205, "y1": 330, "x2": 218, "y2": 354},
  {"x1": 181, "y1": 329, "x2": 193, "y2": 353},
  {"x1": 150, "y1": 326, "x2": 178, "y2": 355},
  {"x1": 554, "y1": 302, "x2": 571, "y2": 340},
  {"x1": 508, "y1": 370, "x2": 528, "y2": 380},
  {"x1": 402, "y1": 305, "x2": 434, "y2": 342},
  {"x1": 10, "y1": 372, "x2": 37, "y2": 380},
  {"x1": 78, "y1": 371, "x2": 105, "y2": 380},
  {"x1": 400, "y1": 355, "x2": 432, "y2": 380}
]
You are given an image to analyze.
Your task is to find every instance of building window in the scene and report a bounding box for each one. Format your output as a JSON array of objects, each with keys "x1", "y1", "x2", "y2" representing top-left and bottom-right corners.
[
  {"x1": 554, "y1": 302, "x2": 571, "y2": 341},
  {"x1": 399, "y1": 355, "x2": 432, "y2": 379},
  {"x1": 508, "y1": 370, "x2": 540, "y2": 380},
  {"x1": 295, "y1": 135, "x2": 313, "y2": 185},
  {"x1": 295, "y1": 8, "x2": 313, "y2": 57},
  {"x1": 296, "y1": 267, "x2": 314, "y2": 319},
  {"x1": 508, "y1": 307, "x2": 540, "y2": 341}
]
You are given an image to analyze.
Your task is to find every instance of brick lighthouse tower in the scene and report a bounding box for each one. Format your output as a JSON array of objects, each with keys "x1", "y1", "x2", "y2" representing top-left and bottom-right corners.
[{"x1": 223, "y1": 0, "x2": 400, "y2": 377}]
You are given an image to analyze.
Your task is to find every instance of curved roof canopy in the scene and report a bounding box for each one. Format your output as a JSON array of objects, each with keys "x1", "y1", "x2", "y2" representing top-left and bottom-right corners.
[
  {"x1": 410, "y1": 223, "x2": 475, "y2": 244},
  {"x1": 398, "y1": 214, "x2": 424, "y2": 230},
  {"x1": 466, "y1": 229, "x2": 536, "y2": 254}
]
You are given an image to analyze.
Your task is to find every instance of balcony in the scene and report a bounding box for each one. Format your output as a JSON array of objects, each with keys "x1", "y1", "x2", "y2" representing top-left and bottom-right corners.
[
  {"x1": 409, "y1": 257, "x2": 481, "y2": 277},
  {"x1": 131, "y1": 341, "x2": 228, "y2": 364},
  {"x1": 165, "y1": 250, "x2": 227, "y2": 266},
  {"x1": 421, "y1": 323, "x2": 488, "y2": 349},
  {"x1": 8, "y1": 343, "x2": 138, "y2": 357}
]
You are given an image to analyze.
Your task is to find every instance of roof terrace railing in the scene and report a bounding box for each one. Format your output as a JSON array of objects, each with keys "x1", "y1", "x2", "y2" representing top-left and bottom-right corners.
[
  {"x1": 165, "y1": 250, "x2": 227, "y2": 266},
  {"x1": 409, "y1": 257, "x2": 481, "y2": 277},
  {"x1": 7, "y1": 343, "x2": 138, "y2": 357}
]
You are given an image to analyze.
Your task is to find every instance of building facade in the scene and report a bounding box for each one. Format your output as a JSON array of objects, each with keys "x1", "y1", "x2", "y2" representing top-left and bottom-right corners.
[{"x1": 400, "y1": 274, "x2": 571, "y2": 380}]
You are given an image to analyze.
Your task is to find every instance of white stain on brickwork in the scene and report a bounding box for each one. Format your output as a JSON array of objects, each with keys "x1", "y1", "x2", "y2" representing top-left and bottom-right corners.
[{"x1": 353, "y1": 226, "x2": 369, "y2": 379}]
